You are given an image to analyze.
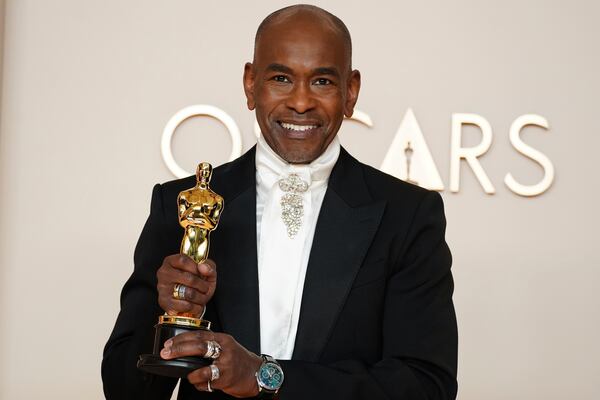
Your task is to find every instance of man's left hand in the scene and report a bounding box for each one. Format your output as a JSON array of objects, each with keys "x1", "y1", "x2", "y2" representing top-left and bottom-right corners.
[{"x1": 160, "y1": 331, "x2": 263, "y2": 397}]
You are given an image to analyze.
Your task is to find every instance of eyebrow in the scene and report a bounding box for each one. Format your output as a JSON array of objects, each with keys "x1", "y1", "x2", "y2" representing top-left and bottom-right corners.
[
  {"x1": 266, "y1": 63, "x2": 294, "y2": 74},
  {"x1": 265, "y1": 64, "x2": 341, "y2": 78},
  {"x1": 313, "y1": 67, "x2": 340, "y2": 78}
]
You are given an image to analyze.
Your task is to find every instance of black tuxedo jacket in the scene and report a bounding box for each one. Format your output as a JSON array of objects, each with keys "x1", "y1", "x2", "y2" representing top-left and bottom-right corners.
[{"x1": 102, "y1": 147, "x2": 457, "y2": 400}]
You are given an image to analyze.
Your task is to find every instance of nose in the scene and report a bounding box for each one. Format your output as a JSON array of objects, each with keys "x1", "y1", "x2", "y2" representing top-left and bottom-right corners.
[{"x1": 285, "y1": 82, "x2": 316, "y2": 114}]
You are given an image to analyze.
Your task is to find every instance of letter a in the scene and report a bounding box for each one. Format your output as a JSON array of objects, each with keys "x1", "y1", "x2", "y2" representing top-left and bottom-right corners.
[{"x1": 380, "y1": 108, "x2": 444, "y2": 190}]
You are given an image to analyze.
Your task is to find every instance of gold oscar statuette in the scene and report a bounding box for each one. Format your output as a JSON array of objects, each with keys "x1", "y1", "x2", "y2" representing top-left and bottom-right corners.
[{"x1": 138, "y1": 162, "x2": 224, "y2": 378}]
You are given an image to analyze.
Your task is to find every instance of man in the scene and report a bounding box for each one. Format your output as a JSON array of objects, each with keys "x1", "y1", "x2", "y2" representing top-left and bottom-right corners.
[{"x1": 102, "y1": 4, "x2": 457, "y2": 400}]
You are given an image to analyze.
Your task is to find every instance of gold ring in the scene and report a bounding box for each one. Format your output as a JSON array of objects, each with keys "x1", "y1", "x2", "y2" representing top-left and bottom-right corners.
[{"x1": 173, "y1": 283, "x2": 186, "y2": 300}]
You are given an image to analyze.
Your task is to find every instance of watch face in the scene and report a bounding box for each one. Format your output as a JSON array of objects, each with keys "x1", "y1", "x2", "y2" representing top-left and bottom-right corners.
[{"x1": 259, "y1": 363, "x2": 284, "y2": 390}]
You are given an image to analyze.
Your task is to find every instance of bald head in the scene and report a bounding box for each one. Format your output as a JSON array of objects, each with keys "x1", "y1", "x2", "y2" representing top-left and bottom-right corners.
[{"x1": 254, "y1": 4, "x2": 352, "y2": 69}]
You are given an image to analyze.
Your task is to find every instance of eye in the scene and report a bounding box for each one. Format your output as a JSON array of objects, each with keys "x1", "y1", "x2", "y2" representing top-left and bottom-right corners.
[
  {"x1": 314, "y1": 78, "x2": 332, "y2": 85},
  {"x1": 272, "y1": 75, "x2": 290, "y2": 83}
]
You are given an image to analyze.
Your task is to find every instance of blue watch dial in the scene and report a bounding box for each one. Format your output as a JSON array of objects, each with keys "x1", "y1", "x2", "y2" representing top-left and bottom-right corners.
[{"x1": 259, "y1": 363, "x2": 283, "y2": 390}]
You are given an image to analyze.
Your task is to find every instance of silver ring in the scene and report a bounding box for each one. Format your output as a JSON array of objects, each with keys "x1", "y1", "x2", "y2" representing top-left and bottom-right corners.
[
  {"x1": 205, "y1": 340, "x2": 221, "y2": 359},
  {"x1": 173, "y1": 283, "x2": 187, "y2": 300},
  {"x1": 206, "y1": 380, "x2": 212, "y2": 392},
  {"x1": 178, "y1": 284, "x2": 186, "y2": 299},
  {"x1": 209, "y1": 364, "x2": 220, "y2": 381}
]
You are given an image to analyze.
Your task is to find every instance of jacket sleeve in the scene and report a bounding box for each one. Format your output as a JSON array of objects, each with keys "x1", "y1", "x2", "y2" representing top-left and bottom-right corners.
[
  {"x1": 278, "y1": 191, "x2": 458, "y2": 400},
  {"x1": 102, "y1": 184, "x2": 179, "y2": 400}
]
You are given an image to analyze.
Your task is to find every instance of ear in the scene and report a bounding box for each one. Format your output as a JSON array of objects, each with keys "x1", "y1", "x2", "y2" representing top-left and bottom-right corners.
[
  {"x1": 243, "y1": 62, "x2": 256, "y2": 110},
  {"x1": 343, "y1": 69, "x2": 361, "y2": 118}
]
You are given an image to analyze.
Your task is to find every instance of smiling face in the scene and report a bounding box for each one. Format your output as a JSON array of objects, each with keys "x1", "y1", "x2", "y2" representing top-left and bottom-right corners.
[{"x1": 243, "y1": 10, "x2": 361, "y2": 164}]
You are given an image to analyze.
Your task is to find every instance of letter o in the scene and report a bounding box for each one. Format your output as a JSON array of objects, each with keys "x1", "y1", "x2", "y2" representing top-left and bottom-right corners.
[{"x1": 161, "y1": 105, "x2": 243, "y2": 178}]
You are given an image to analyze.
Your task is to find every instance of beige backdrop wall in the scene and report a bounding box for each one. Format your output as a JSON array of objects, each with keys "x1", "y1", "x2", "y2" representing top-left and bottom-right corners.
[
  {"x1": 0, "y1": 0, "x2": 4, "y2": 127},
  {"x1": 1, "y1": 0, "x2": 598, "y2": 399}
]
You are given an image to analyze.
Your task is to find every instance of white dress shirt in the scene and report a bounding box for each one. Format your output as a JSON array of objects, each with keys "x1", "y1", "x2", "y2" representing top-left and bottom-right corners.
[{"x1": 255, "y1": 134, "x2": 340, "y2": 359}]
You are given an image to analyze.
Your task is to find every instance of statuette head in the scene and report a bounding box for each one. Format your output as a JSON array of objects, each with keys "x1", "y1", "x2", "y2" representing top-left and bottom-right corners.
[{"x1": 196, "y1": 162, "x2": 213, "y2": 186}]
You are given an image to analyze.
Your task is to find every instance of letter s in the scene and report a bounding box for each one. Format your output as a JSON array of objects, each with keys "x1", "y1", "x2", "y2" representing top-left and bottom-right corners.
[{"x1": 504, "y1": 114, "x2": 555, "y2": 197}]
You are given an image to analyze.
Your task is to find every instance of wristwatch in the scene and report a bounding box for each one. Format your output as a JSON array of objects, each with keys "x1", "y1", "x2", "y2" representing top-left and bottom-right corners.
[{"x1": 255, "y1": 354, "x2": 284, "y2": 398}]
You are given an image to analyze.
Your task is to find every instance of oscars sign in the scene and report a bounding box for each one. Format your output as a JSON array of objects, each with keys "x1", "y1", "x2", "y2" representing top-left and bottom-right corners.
[{"x1": 161, "y1": 105, "x2": 555, "y2": 197}]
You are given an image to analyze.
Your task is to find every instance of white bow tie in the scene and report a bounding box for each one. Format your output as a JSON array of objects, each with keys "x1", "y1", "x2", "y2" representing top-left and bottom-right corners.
[{"x1": 255, "y1": 134, "x2": 341, "y2": 238}]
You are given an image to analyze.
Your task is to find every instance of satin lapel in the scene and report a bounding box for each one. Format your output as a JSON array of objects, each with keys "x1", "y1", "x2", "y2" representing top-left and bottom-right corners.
[
  {"x1": 210, "y1": 148, "x2": 260, "y2": 354},
  {"x1": 292, "y1": 149, "x2": 386, "y2": 361}
]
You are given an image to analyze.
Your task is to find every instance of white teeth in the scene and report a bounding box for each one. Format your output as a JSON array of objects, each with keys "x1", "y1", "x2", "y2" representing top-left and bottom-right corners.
[{"x1": 280, "y1": 122, "x2": 317, "y2": 132}]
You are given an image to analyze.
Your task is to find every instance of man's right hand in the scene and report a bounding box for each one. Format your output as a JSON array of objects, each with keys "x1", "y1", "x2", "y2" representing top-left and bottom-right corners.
[{"x1": 156, "y1": 254, "x2": 217, "y2": 316}]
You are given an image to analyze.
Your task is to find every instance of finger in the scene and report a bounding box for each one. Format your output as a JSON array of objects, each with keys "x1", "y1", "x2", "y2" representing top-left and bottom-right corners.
[
  {"x1": 187, "y1": 365, "x2": 213, "y2": 386},
  {"x1": 161, "y1": 339, "x2": 207, "y2": 359},
  {"x1": 194, "y1": 382, "x2": 211, "y2": 392},
  {"x1": 161, "y1": 331, "x2": 216, "y2": 359},
  {"x1": 197, "y1": 259, "x2": 217, "y2": 283},
  {"x1": 165, "y1": 254, "x2": 200, "y2": 275},
  {"x1": 162, "y1": 298, "x2": 204, "y2": 316},
  {"x1": 189, "y1": 363, "x2": 225, "y2": 391},
  {"x1": 163, "y1": 330, "x2": 216, "y2": 348},
  {"x1": 172, "y1": 284, "x2": 210, "y2": 304},
  {"x1": 157, "y1": 272, "x2": 213, "y2": 315},
  {"x1": 160, "y1": 268, "x2": 210, "y2": 294}
]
